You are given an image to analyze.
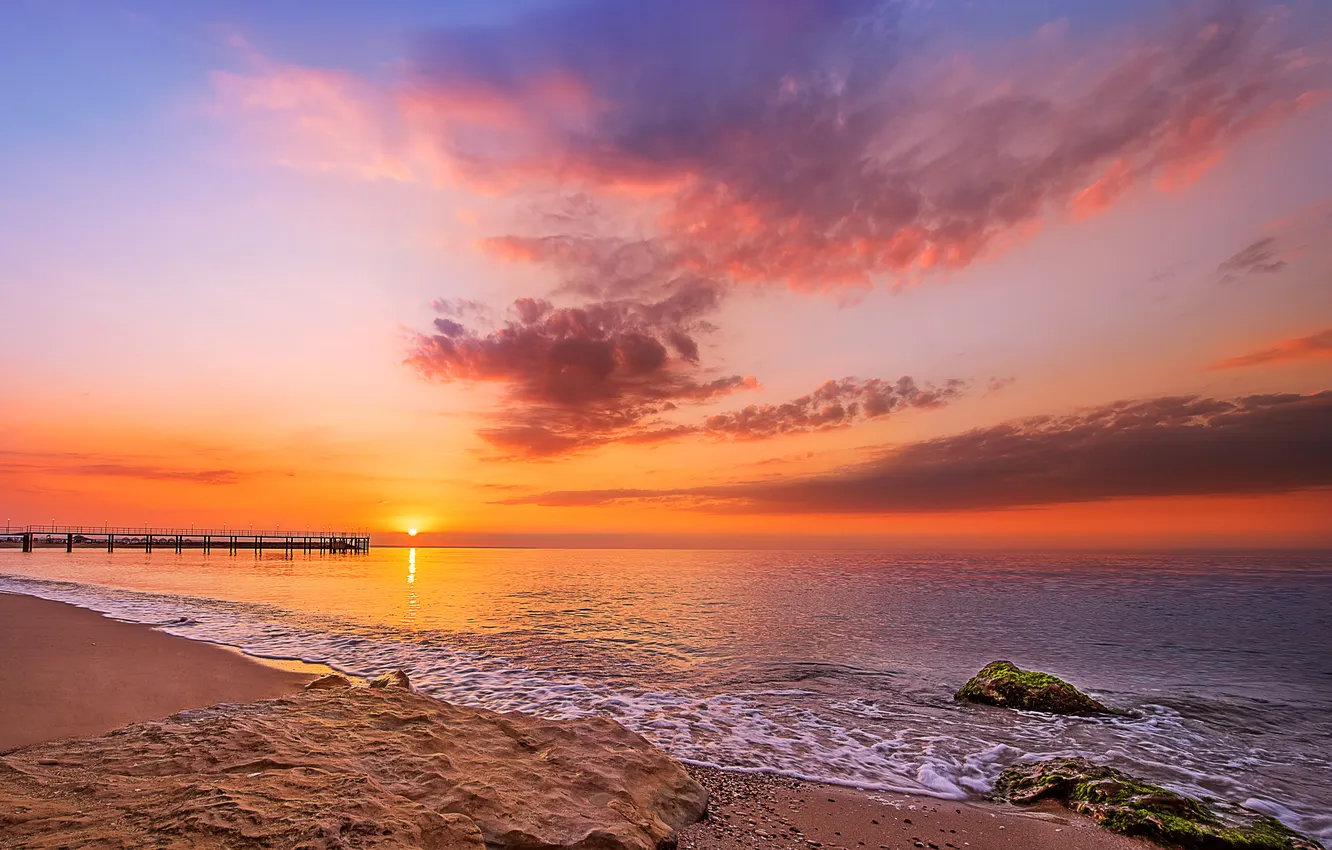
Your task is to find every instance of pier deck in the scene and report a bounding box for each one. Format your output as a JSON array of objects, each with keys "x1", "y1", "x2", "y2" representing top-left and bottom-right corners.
[{"x1": 0, "y1": 525, "x2": 370, "y2": 555}]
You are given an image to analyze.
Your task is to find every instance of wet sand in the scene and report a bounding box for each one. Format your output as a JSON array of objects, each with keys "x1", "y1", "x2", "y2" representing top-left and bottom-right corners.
[
  {"x1": 1, "y1": 591, "x2": 1148, "y2": 849},
  {"x1": 0, "y1": 592, "x2": 315, "y2": 751},
  {"x1": 681, "y1": 766, "x2": 1153, "y2": 850}
]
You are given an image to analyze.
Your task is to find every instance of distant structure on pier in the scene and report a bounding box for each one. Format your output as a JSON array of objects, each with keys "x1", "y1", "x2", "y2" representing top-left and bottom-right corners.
[{"x1": 0, "y1": 525, "x2": 370, "y2": 556}]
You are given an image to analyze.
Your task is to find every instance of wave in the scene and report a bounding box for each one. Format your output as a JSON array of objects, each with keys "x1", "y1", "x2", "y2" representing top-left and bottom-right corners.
[{"x1": 2, "y1": 571, "x2": 1328, "y2": 844}]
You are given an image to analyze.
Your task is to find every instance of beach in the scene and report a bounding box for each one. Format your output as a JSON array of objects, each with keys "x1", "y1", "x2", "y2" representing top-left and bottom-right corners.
[
  {"x1": 8, "y1": 0, "x2": 1332, "y2": 845},
  {"x1": 678, "y1": 766, "x2": 1151, "y2": 850},
  {"x1": 0, "y1": 592, "x2": 315, "y2": 752},
  {"x1": 0, "y1": 591, "x2": 1160, "y2": 849}
]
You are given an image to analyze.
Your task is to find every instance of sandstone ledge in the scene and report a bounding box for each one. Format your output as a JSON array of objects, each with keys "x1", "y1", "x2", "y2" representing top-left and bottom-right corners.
[{"x1": 0, "y1": 681, "x2": 707, "y2": 849}]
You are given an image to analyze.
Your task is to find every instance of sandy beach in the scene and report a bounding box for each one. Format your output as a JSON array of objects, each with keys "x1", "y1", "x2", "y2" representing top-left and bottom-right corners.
[
  {"x1": 0, "y1": 592, "x2": 315, "y2": 752},
  {"x1": 0, "y1": 590, "x2": 1161, "y2": 849},
  {"x1": 680, "y1": 766, "x2": 1151, "y2": 850}
]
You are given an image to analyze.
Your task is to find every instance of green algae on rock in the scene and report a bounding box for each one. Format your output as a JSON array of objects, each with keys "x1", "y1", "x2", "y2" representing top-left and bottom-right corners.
[
  {"x1": 994, "y1": 758, "x2": 1323, "y2": 850},
  {"x1": 954, "y1": 660, "x2": 1110, "y2": 715}
]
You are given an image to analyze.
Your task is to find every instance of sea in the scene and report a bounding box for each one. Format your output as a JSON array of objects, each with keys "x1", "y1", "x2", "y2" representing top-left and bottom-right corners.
[{"x1": 2, "y1": 547, "x2": 1329, "y2": 842}]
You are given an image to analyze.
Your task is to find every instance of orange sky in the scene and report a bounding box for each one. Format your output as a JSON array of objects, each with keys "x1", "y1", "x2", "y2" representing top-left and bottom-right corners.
[{"x1": 2, "y1": 0, "x2": 1331, "y2": 547}]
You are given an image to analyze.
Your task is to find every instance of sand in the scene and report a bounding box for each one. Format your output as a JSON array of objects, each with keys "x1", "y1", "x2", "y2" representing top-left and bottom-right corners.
[
  {"x1": 0, "y1": 590, "x2": 1152, "y2": 849},
  {"x1": 680, "y1": 766, "x2": 1154, "y2": 850},
  {"x1": 0, "y1": 592, "x2": 314, "y2": 752},
  {"x1": 0, "y1": 675, "x2": 706, "y2": 849}
]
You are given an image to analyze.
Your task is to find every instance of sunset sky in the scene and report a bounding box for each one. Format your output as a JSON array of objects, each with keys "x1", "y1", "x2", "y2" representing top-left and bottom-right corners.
[{"x1": 2, "y1": 0, "x2": 1330, "y2": 548}]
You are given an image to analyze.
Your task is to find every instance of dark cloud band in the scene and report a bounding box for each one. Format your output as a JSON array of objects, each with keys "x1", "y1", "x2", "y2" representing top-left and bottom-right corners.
[{"x1": 502, "y1": 392, "x2": 1332, "y2": 510}]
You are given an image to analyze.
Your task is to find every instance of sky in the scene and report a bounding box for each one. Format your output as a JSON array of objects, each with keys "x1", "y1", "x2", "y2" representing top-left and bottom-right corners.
[{"x1": 2, "y1": 0, "x2": 1331, "y2": 548}]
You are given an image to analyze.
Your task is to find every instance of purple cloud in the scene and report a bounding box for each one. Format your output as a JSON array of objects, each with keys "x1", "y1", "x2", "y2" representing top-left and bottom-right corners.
[
  {"x1": 501, "y1": 392, "x2": 1332, "y2": 510},
  {"x1": 406, "y1": 0, "x2": 1322, "y2": 291}
]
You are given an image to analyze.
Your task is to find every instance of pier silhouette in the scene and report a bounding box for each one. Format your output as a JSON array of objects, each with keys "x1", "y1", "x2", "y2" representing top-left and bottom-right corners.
[{"x1": 1, "y1": 525, "x2": 370, "y2": 555}]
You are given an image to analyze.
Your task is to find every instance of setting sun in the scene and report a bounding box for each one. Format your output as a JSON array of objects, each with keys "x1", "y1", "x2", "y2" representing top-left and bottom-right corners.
[{"x1": 0, "y1": 1, "x2": 1329, "y2": 846}]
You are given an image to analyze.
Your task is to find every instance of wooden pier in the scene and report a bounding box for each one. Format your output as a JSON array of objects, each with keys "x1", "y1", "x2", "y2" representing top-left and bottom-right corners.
[{"x1": 0, "y1": 525, "x2": 370, "y2": 556}]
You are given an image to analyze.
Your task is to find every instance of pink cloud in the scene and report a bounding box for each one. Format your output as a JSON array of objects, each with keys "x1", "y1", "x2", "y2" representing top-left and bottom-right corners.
[
  {"x1": 407, "y1": 287, "x2": 757, "y2": 458},
  {"x1": 1212, "y1": 328, "x2": 1332, "y2": 370},
  {"x1": 216, "y1": 4, "x2": 1326, "y2": 291},
  {"x1": 210, "y1": 5, "x2": 1329, "y2": 463},
  {"x1": 702, "y1": 378, "x2": 964, "y2": 441},
  {"x1": 407, "y1": 293, "x2": 962, "y2": 458},
  {"x1": 394, "y1": 1, "x2": 1326, "y2": 291},
  {"x1": 211, "y1": 64, "x2": 417, "y2": 181}
]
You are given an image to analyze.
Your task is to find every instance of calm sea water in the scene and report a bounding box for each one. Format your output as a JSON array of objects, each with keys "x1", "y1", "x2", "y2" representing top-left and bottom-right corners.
[{"x1": 2, "y1": 548, "x2": 1329, "y2": 841}]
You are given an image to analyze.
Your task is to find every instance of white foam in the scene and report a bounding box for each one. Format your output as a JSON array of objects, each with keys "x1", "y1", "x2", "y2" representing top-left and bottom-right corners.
[{"x1": 2, "y1": 572, "x2": 1328, "y2": 845}]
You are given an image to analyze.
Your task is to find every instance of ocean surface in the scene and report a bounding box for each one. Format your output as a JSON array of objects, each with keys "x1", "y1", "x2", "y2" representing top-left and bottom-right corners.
[{"x1": 2, "y1": 547, "x2": 1329, "y2": 841}]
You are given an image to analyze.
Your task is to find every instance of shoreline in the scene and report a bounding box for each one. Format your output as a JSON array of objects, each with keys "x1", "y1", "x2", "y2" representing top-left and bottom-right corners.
[
  {"x1": 0, "y1": 592, "x2": 319, "y2": 752},
  {"x1": 680, "y1": 765, "x2": 1151, "y2": 850},
  {"x1": 0, "y1": 590, "x2": 1154, "y2": 849}
]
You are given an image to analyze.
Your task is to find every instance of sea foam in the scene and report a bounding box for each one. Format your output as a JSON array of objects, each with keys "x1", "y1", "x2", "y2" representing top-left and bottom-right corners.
[{"x1": 2, "y1": 568, "x2": 1328, "y2": 845}]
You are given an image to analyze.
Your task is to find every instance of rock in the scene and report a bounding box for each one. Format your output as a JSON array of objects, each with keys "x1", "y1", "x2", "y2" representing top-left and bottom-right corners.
[
  {"x1": 954, "y1": 661, "x2": 1110, "y2": 715},
  {"x1": 304, "y1": 672, "x2": 352, "y2": 690},
  {"x1": 367, "y1": 669, "x2": 411, "y2": 689},
  {"x1": 0, "y1": 685, "x2": 707, "y2": 850},
  {"x1": 994, "y1": 758, "x2": 1322, "y2": 850}
]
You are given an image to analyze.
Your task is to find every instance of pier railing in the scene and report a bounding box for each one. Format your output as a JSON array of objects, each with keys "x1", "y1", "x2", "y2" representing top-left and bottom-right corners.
[
  {"x1": 5, "y1": 524, "x2": 366, "y2": 538},
  {"x1": 0, "y1": 525, "x2": 371, "y2": 555}
]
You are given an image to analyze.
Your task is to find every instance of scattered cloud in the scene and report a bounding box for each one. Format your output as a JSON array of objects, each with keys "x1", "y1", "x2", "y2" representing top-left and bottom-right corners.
[
  {"x1": 985, "y1": 376, "x2": 1017, "y2": 396},
  {"x1": 407, "y1": 288, "x2": 755, "y2": 458},
  {"x1": 69, "y1": 464, "x2": 241, "y2": 485},
  {"x1": 501, "y1": 392, "x2": 1332, "y2": 511},
  {"x1": 216, "y1": 2, "x2": 1323, "y2": 292},
  {"x1": 409, "y1": 293, "x2": 961, "y2": 457},
  {"x1": 215, "y1": 2, "x2": 1329, "y2": 467},
  {"x1": 1218, "y1": 236, "x2": 1287, "y2": 279},
  {"x1": 428, "y1": 297, "x2": 492, "y2": 319},
  {"x1": 406, "y1": 0, "x2": 1322, "y2": 292},
  {"x1": 0, "y1": 452, "x2": 242, "y2": 486},
  {"x1": 477, "y1": 482, "x2": 530, "y2": 492},
  {"x1": 700, "y1": 377, "x2": 964, "y2": 441},
  {"x1": 210, "y1": 62, "x2": 426, "y2": 181},
  {"x1": 1212, "y1": 327, "x2": 1332, "y2": 369}
]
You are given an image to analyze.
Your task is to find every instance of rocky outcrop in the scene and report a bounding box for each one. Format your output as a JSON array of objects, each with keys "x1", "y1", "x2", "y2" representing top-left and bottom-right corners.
[
  {"x1": 994, "y1": 758, "x2": 1322, "y2": 850},
  {"x1": 0, "y1": 681, "x2": 708, "y2": 850},
  {"x1": 955, "y1": 660, "x2": 1111, "y2": 715},
  {"x1": 368, "y1": 669, "x2": 411, "y2": 690},
  {"x1": 304, "y1": 672, "x2": 352, "y2": 690}
]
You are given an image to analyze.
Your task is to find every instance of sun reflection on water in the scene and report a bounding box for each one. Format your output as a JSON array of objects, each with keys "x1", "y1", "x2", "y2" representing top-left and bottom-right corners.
[{"x1": 406, "y1": 547, "x2": 417, "y2": 623}]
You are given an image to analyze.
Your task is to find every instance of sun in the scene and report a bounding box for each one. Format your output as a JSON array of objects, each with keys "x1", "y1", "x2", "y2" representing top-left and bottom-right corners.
[{"x1": 408, "y1": 528, "x2": 418, "y2": 537}]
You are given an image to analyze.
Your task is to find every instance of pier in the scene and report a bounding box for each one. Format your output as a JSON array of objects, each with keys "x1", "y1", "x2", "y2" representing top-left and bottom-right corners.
[{"x1": 0, "y1": 525, "x2": 370, "y2": 556}]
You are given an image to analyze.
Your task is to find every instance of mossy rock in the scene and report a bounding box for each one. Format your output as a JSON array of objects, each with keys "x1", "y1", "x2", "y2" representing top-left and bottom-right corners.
[
  {"x1": 955, "y1": 660, "x2": 1111, "y2": 715},
  {"x1": 994, "y1": 758, "x2": 1322, "y2": 850}
]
